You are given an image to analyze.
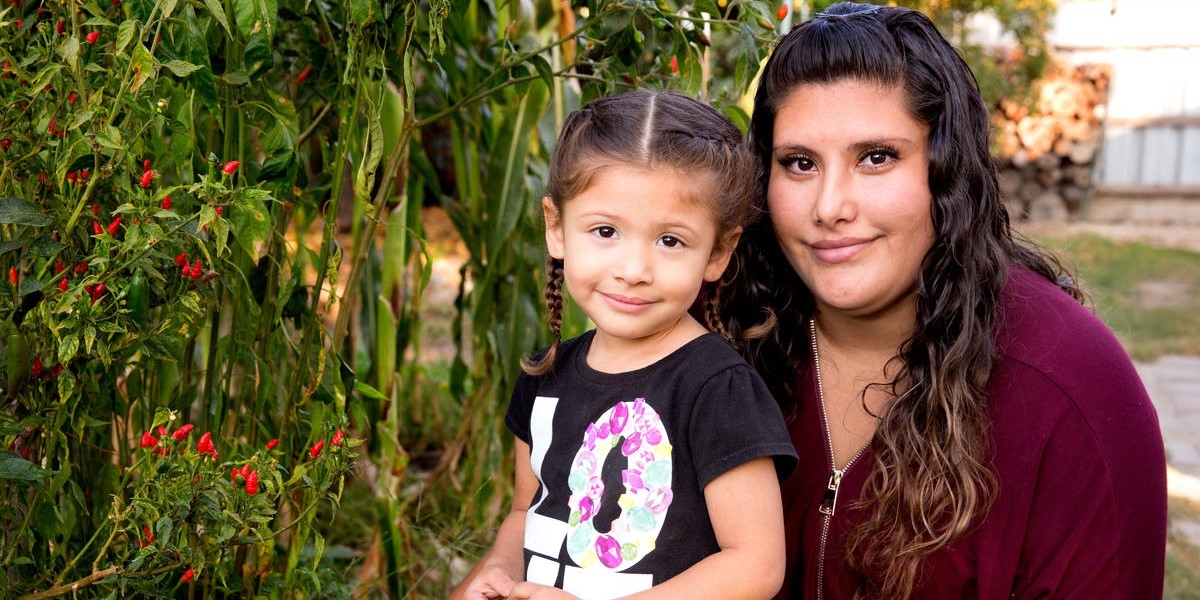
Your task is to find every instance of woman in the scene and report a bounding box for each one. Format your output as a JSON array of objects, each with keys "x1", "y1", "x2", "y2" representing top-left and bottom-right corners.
[{"x1": 717, "y1": 2, "x2": 1167, "y2": 598}]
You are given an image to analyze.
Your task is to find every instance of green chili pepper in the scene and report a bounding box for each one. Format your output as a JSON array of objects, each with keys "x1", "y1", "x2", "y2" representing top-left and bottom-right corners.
[
  {"x1": 128, "y1": 269, "x2": 149, "y2": 327},
  {"x1": 6, "y1": 333, "x2": 28, "y2": 392}
]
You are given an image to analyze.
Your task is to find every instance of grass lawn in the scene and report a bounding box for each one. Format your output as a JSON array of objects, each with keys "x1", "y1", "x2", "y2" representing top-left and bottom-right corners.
[
  {"x1": 1030, "y1": 231, "x2": 1200, "y2": 361},
  {"x1": 1030, "y1": 230, "x2": 1200, "y2": 597}
]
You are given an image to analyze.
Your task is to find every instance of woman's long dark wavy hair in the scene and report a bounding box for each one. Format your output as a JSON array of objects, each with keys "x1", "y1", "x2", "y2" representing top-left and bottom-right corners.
[
  {"x1": 718, "y1": 3, "x2": 1084, "y2": 597},
  {"x1": 522, "y1": 90, "x2": 757, "y2": 375}
]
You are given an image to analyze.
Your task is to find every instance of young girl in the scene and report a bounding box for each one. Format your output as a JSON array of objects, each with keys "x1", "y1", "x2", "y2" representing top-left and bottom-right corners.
[{"x1": 453, "y1": 90, "x2": 797, "y2": 600}]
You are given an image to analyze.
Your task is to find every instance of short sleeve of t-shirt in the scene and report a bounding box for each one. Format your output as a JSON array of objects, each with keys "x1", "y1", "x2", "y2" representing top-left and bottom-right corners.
[{"x1": 687, "y1": 361, "x2": 798, "y2": 485}]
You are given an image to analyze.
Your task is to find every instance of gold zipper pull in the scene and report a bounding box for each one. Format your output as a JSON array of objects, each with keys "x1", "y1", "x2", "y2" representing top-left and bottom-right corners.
[{"x1": 819, "y1": 468, "x2": 844, "y2": 516}]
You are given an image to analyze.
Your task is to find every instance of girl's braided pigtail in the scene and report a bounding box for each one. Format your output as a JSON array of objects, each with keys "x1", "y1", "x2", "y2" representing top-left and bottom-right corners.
[{"x1": 521, "y1": 256, "x2": 565, "y2": 376}]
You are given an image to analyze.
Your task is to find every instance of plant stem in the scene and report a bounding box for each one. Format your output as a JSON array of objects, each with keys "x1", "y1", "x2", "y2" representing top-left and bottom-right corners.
[{"x1": 19, "y1": 566, "x2": 123, "y2": 600}]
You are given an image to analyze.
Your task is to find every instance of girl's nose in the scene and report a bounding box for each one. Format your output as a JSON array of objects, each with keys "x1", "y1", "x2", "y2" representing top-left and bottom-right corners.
[{"x1": 614, "y1": 244, "x2": 653, "y2": 284}]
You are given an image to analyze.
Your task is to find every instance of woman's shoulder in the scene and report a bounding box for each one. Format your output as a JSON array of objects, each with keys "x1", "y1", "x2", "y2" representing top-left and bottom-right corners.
[
  {"x1": 996, "y1": 264, "x2": 1130, "y2": 371},
  {"x1": 990, "y1": 263, "x2": 1161, "y2": 462}
]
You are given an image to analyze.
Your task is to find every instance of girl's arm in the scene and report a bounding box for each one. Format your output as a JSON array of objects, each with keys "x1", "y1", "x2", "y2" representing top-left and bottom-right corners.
[
  {"x1": 507, "y1": 456, "x2": 786, "y2": 600},
  {"x1": 450, "y1": 439, "x2": 542, "y2": 600}
]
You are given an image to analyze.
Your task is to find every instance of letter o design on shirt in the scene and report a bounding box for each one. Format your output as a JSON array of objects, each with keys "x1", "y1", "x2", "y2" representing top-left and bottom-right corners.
[{"x1": 566, "y1": 397, "x2": 673, "y2": 571}]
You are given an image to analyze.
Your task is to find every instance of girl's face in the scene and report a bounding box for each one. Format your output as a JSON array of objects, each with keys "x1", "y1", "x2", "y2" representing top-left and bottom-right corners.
[
  {"x1": 766, "y1": 79, "x2": 935, "y2": 321},
  {"x1": 544, "y1": 165, "x2": 737, "y2": 356}
]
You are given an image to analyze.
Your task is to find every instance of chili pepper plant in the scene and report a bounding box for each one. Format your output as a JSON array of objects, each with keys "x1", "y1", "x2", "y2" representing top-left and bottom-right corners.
[{"x1": 0, "y1": 0, "x2": 788, "y2": 596}]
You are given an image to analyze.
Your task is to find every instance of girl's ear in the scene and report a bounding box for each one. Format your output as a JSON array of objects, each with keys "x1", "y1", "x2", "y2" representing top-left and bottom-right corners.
[
  {"x1": 542, "y1": 197, "x2": 566, "y2": 260},
  {"x1": 704, "y1": 226, "x2": 742, "y2": 282}
]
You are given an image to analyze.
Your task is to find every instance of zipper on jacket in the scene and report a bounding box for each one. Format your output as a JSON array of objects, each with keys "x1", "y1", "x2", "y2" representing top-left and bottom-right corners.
[{"x1": 811, "y1": 319, "x2": 868, "y2": 600}]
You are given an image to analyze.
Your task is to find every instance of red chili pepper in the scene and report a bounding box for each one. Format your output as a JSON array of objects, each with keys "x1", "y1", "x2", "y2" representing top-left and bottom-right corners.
[
  {"x1": 332, "y1": 428, "x2": 345, "y2": 447},
  {"x1": 309, "y1": 439, "x2": 325, "y2": 459},
  {"x1": 75, "y1": 262, "x2": 88, "y2": 274},
  {"x1": 112, "y1": 0, "x2": 120, "y2": 5},
  {"x1": 231, "y1": 467, "x2": 243, "y2": 484},
  {"x1": 85, "y1": 31, "x2": 100, "y2": 44},
  {"x1": 90, "y1": 283, "x2": 106, "y2": 304},
  {"x1": 48, "y1": 364, "x2": 63, "y2": 379},
  {"x1": 48, "y1": 117, "x2": 57, "y2": 135},
  {"x1": 197, "y1": 431, "x2": 215, "y2": 455},
  {"x1": 189, "y1": 259, "x2": 202, "y2": 280},
  {"x1": 215, "y1": 206, "x2": 223, "y2": 217},
  {"x1": 31, "y1": 357, "x2": 43, "y2": 378},
  {"x1": 141, "y1": 525, "x2": 155, "y2": 547},
  {"x1": 181, "y1": 568, "x2": 194, "y2": 583},
  {"x1": 8, "y1": 266, "x2": 17, "y2": 286},
  {"x1": 175, "y1": 252, "x2": 188, "y2": 266},
  {"x1": 58, "y1": 278, "x2": 68, "y2": 292},
  {"x1": 139, "y1": 170, "x2": 154, "y2": 187},
  {"x1": 0, "y1": 138, "x2": 9, "y2": 151},
  {"x1": 157, "y1": 426, "x2": 168, "y2": 437},
  {"x1": 55, "y1": 20, "x2": 64, "y2": 35},
  {"x1": 90, "y1": 204, "x2": 100, "y2": 216},
  {"x1": 67, "y1": 171, "x2": 77, "y2": 184},
  {"x1": 265, "y1": 438, "x2": 279, "y2": 450},
  {"x1": 221, "y1": 161, "x2": 240, "y2": 175},
  {"x1": 93, "y1": 221, "x2": 103, "y2": 236},
  {"x1": 139, "y1": 430, "x2": 158, "y2": 449},
  {"x1": 80, "y1": 169, "x2": 89, "y2": 181},
  {"x1": 295, "y1": 65, "x2": 312, "y2": 83},
  {"x1": 55, "y1": 261, "x2": 64, "y2": 273},
  {"x1": 172, "y1": 423, "x2": 194, "y2": 441},
  {"x1": 777, "y1": 3, "x2": 788, "y2": 20},
  {"x1": 68, "y1": 93, "x2": 77, "y2": 103},
  {"x1": 106, "y1": 217, "x2": 121, "y2": 236},
  {"x1": 245, "y1": 470, "x2": 259, "y2": 495},
  {"x1": 181, "y1": 263, "x2": 190, "y2": 276},
  {"x1": 161, "y1": 195, "x2": 172, "y2": 210},
  {"x1": 670, "y1": 56, "x2": 679, "y2": 74},
  {"x1": 143, "y1": 159, "x2": 151, "y2": 172}
]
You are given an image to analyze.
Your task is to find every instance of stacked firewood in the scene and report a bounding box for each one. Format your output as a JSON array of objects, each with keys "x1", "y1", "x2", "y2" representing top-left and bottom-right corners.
[{"x1": 994, "y1": 64, "x2": 1111, "y2": 221}]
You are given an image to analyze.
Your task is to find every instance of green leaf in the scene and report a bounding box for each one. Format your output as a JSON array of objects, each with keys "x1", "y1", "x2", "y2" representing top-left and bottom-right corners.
[
  {"x1": 229, "y1": 189, "x2": 272, "y2": 258},
  {"x1": 97, "y1": 124, "x2": 123, "y2": 149},
  {"x1": 69, "y1": 109, "x2": 94, "y2": 132},
  {"x1": 130, "y1": 42, "x2": 156, "y2": 93},
  {"x1": 354, "y1": 379, "x2": 388, "y2": 402},
  {"x1": 162, "y1": 60, "x2": 202, "y2": 77},
  {"x1": 202, "y1": 0, "x2": 232, "y2": 37},
  {"x1": 58, "y1": 36, "x2": 81, "y2": 72},
  {"x1": 0, "y1": 198, "x2": 54, "y2": 226},
  {"x1": 349, "y1": 0, "x2": 375, "y2": 26},
  {"x1": 485, "y1": 79, "x2": 549, "y2": 256},
  {"x1": 115, "y1": 19, "x2": 138, "y2": 56},
  {"x1": 0, "y1": 455, "x2": 55, "y2": 482},
  {"x1": 234, "y1": 0, "x2": 277, "y2": 42}
]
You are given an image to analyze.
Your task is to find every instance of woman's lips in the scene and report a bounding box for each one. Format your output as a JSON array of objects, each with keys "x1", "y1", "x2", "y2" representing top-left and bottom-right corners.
[{"x1": 810, "y1": 237, "x2": 872, "y2": 264}]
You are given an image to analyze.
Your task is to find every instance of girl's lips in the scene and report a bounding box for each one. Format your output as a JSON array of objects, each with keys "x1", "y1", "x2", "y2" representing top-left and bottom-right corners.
[
  {"x1": 602, "y1": 293, "x2": 651, "y2": 312},
  {"x1": 810, "y1": 237, "x2": 871, "y2": 264}
]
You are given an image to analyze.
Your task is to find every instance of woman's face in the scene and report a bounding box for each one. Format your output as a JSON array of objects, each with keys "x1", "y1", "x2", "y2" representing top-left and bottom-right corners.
[{"x1": 766, "y1": 79, "x2": 935, "y2": 320}]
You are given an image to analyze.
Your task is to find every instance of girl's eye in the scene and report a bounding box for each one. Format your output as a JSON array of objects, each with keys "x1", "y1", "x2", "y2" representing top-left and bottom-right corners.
[
  {"x1": 593, "y1": 226, "x2": 617, "y2": 238},
  {"x1": 778, "y1": 155, "x2": 816, "y2": 174},
  {"x1": 659, "y1": 235, "x2": 684, "y2": 248}
]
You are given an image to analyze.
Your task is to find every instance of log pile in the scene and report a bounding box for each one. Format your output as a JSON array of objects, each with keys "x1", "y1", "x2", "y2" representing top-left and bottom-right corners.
[{"x1": 993, "y1": 64, "x2": 1111, "y2": 222}]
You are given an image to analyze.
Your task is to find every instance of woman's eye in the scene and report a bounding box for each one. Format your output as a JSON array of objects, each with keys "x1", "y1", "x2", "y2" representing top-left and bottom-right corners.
[
  {"x1": 860, "y1": 148, "x2": 898, "y2": 169},
  {"x1": 779, "y1": 155, "x2": 816, "y2": 174},
  {"x1": 659, "y1": 235, "x2": 684, "y2": 248}
]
